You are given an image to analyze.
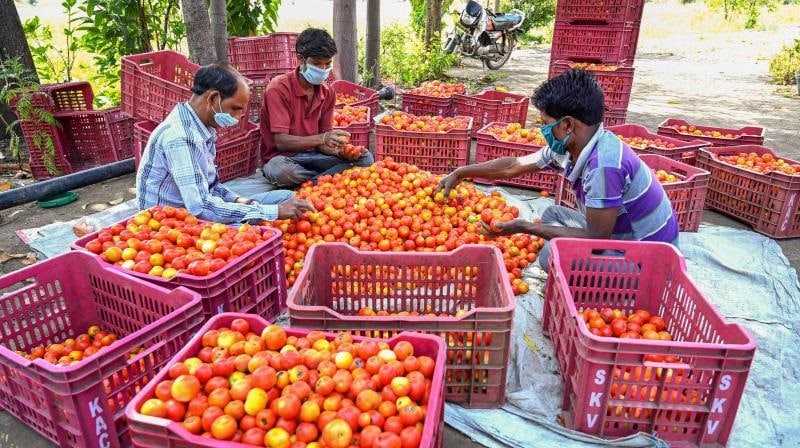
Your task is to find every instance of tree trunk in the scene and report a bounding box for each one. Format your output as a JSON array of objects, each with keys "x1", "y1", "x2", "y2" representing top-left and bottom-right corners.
[
  {"x1": 424, "y1": 0, "x2": 443, "y2": 48},
  {"x1": 0, "y1": 0, "x2": 39, "y2": 139},
  {"x1": 332, "y1": 0, "x2": 357, "y2": 83},
  {"x1": 179, "y1": 0, "x2": 216, "y2": 64},
  {"x1": 365, "y1": 0, "x2": 380, "y2": 88},
  {"x1": 493, "y1": 0, "x2": 500, "y2": 13},
  {"x1": 209, "y1": 0, "x2": 228, "y2": 63}
]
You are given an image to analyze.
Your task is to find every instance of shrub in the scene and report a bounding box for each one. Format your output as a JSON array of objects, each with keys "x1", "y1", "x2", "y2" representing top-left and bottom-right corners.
[{"x1": 769, "y1": 38, "x2": 800, "y2": 85}]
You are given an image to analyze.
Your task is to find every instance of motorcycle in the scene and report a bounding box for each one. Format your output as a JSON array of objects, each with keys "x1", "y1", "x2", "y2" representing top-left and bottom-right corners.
[{"x1": 442, "y1": 0, "x2": 526, "y2": 70}]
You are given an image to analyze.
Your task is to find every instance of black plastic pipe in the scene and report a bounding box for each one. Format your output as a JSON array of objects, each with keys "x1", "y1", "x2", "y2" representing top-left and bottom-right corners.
[{"x1": 0, "y1": 159, "x2": 135, "y2": 210}]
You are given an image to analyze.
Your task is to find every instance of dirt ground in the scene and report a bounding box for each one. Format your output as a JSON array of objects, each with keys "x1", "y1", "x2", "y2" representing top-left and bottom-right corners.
[{"x1": 1, "y1": 16, "x2": 799, "y2": 448}]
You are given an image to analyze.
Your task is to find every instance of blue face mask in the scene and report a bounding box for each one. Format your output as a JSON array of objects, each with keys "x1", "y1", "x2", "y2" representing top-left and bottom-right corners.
[
  {"x1": 541, "y1": 117, "x2": 571, "y2": 155},
  {"x1": 301, "y1": 60, "x2": 332, "y2": 85},
  {"x1": 211, "y1": 96, "x2": 239, "y2": 128}
]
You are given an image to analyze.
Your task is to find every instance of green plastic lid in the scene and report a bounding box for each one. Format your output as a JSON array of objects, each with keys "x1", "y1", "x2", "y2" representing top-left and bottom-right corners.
[{"x1": 37, "y1": 191, "x2": 79, "y2": 208}]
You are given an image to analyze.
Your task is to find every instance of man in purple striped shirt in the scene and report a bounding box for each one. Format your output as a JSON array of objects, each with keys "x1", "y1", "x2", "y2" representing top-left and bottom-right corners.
[{"x1": 436, "y1": 69, "x2": 679, "y2": 271}]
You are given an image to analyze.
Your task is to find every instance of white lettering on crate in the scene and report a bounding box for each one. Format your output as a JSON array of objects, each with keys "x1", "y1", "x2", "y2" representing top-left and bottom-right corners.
[
  {"x1": 88, "y1": 397, "x2": 111, "y2": 448},
  {"x1": 589, "y1": 392, "x2": 602, "y2": 408},
  {"x1": 586, "y1": 414, "x2": 599, "y2": 428},
  {"x1": 719, "y1": 374, "x2": 731, "y2": 391},
  {"x1": 585, "y1": 369, "x2": 608, "y2": 429},
  {"x1": 706, "y1": 374, "x2": 733, "y2": 435},
  {"x1": 711, "y1": 398, "x2": 726, "y2": 413},
  {"x1": 707, "y1": 420, "x2": 720, "y2": 435},
  {"x1": 594, "y1": 369, "x2": 606, "y2": 385}
]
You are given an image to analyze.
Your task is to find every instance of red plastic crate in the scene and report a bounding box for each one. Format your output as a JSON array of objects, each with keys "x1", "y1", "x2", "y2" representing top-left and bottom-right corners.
[
  {"x1": 57, "y1": 108, "x2": 135, "y2": 165},
  {"x1": 133, "y1": 120, "x2": 259, "y2": 181},
  {"x1": 126, "y1": 313, "x2": 447, "y2": 448},
  {"x1": 554, "y1": 154, "x2": 710, "y2": 232},
  {"x1": 287, "y1": 243, "x2": 515, "y2": 408},
  {"x1": 608, "y1": 123, "x2": 710, "y2": 165},
  {"x1": 551, "y1": 22, "x2": 639, "y2": 64},
  {"x1": 334, "y1": 105, "x2": 371, "y2": 148},
  {"x1": 657, "y1": 118, "x2": 765, "y2": 147},
  {"x1": 71, "y1": 216, "x2": 287, "y2": 319},
  {"x1": 401, "y1": 92, "x2": 454, "y2": 117},
  {"x1": 40, "y1": 81, "x2": 94, "y2": 112},
  {"x1": 549, "y1": 61, "x2": 635, "y2": 110},
  {"x1": 604, "y1": 108, "x2": 627, "y2": 127},
  {"x1": 374, "y1": 117, "x2": 471, "y2": 175},
  {"x1": 696, "y1": 145, "x2": 800, "y2": 238},
  {"x1": 15, "y1": 115, "x2": 73, "y2": 180},
  {"x1": 332, "y1": 80, "x2": 380, "y2": 123},
  {"x1": 0, "y1": 251, "x2": 204, "y2": 448},
  {"x1": 542, "y1": 238, "x2": 756, "y2": 446},
  {"x1": 452, "y1": 90, "x2": 530, "y2": 137},
  {"x1": 474, "y1": 122, "x2": 557, "y2": 191},
  {"x1": 247, "y1": 76, "x2": 268, "y2": 123},
  {"x1": 556, "y1": 0, "x2": 644, "y2": 24},
  {"x1": 227, "y1": 32, "x2": 299, "y2": 73}
]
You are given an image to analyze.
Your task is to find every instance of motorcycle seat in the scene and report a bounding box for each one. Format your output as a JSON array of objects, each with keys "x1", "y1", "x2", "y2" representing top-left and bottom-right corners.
[{"x1": 491, "y1": 13, "x2": 523, "y2": 30}]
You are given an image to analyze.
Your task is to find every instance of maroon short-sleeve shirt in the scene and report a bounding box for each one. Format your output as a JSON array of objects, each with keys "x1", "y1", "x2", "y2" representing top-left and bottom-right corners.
[{"x1": 259, "y1": 68, "x2": 335, "y2": 162}]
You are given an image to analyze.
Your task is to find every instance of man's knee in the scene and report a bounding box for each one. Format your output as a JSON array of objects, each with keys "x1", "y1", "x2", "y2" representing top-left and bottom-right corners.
[
  {"x1": 263, "y1": 156, "x2": 311, "y2": 188},
  {"x1": 355, "y1": 151, "x2": 375, "y2": 167},
  {"x1": 536, "y1": 241, "x2": 552, "y2": 273}
]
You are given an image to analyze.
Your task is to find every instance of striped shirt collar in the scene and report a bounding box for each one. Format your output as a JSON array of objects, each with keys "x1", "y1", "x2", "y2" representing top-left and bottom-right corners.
[
  {"x1": 566, "y1": 124, "x2": 604, "y2": 184},
  {"x1": 178, "y1": 102, "x2": 217, "y2": 144}
]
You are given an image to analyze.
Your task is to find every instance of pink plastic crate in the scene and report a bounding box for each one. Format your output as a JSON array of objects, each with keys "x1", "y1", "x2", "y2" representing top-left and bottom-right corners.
[
  {"x1": 549, "y1": 61, "x2": 635, "y2": 110},
  {"x1": 227, "y1": 33, "x2": 298, "y2": 74},
  {"x1": 0, "y1": 251, "x2": 204, "y2": 448},
  {"x1": 333, "y1": 105, "x2": 371, "y2": 148},
  {"x1": 696, "y1": 145, "x2": 800, "y2": 238},
  {"x1": 40, "y1": 81, "x2": 94, "y2": 112},
  {"x1": 15, "y1": 112, "x2": 73, "y2": 180},
  {"x1": 133, "y1": 120, "x2": 260, "y2": 181},
  {"x1": 604, "y1": 108, "x2": 627, "y2": 127},
  {"x1": 126, "y1": 313, "x2": 447, "y2": 448},
  {"x1": 474, "y1": 122, "x2": 557, "y2": 192},
  {"x1": 452, "y1": 90, "x2": 530, "y2": 137},
  {"x1": 551, "y1": 22, "x2": 640, "y2": 64},
  {"x1": 332, "y1": 80, "x2": 380, "y2": 123},
  {"x1": 608, "y1": 124, "x2": 710, "y2": 165},
  {"x1": 374, "y1": 116, "x2": 472, "y2": 175},
  {"x1": 553, "y1": 154, "x2": 710, "y2": 232},
  {"x1": 401, "y1": 92, "x2": 454, "y2": 117},
  {"x1": 71, "y1": 215, "x2": 287, "y2": 319},
  {"x1": 288, "y1": 243, "x2": 515, "y2": 408},
  {"x1": 657, "y1": 118, "x2": 765, "y2": 147},
  {"x1": 543, "y1": 238, "x2": 756, "y2": 446},
  {"x1": 556, "y1": 0, "x2": 644, "y2": 24},
  {"x1": 57, "y1": 108, "x2": 135, "y2": 166}
]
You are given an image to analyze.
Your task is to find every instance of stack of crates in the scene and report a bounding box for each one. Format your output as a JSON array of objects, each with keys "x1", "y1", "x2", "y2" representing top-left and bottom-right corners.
[{"x1": 548, "y1": 0, "x2": 645, "y2": 126}]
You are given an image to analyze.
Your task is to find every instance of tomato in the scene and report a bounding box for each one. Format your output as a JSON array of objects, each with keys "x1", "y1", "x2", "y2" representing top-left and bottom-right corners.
[
  {"x1": 181, "y1": 415, "x2": 203, "y2": 435},
  {"x1": 171, "y1": 375, "x2": 200, "y2": 402},
  {"x1": 322, "y1": 419, "x2": 353, "y2": 448},
  {"x1": 140, "y1": 398, "x2": 167, "y2": 417},
  {"x1": 373, "y1": 431, "x2": 403, "y2": 448},
  {"x1": 400, "y1": 426, "x2": 423, "y2": 448},
  {"x1": 240, "y1": 427, "x2": 265, "y2": 446}
]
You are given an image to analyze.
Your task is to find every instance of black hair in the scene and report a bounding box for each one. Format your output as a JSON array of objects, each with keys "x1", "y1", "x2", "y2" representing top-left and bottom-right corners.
[
  {"x1": 533, "y1": 69, "x2": 605, "y2": 126},
  {"x1": 296, "y1": 28, "x2": 337, "y2": 59},
  {"x1": 190, "y1": 64, "x2": 242, "y2": 99}
]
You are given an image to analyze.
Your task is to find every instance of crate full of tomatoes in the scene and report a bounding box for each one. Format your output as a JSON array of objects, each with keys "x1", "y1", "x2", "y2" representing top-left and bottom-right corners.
[
  {"x1": 657, "y1": 118, "x2": 765, "y2": 147},
  {"x1": 71, "y1": 206, "x2": 286, "y2": 319},
  {"x1": 696, "y1": 145, "x2": 800, "y2": 238},
  {"x1": 126, "y1": 314, "x2": 447, "y2": 448},
  {"x1": 0, "y1": 250, "x2": 204, "y2": 448},
  {"x1": 333, "y1": 105, "x2": 371, "y2": 148},
  {"x1": 374, "y1": 112, "x2": 472, "y2": 174},
  {"x1": 401, "y1": 81, "x2": 466, "y2": 117},
  {"x1": 474, "y1": 122, "x2": 558, "y2": 192},
  {"x1": 608, "y1": 123, "x2": 710, "y2": 165},
  {"x1": 287, "y1": 243, "x2": 515, "y2": 408},
  {"x1": 333, "y1": 80, "x2": 380, "y2": 124},
  {"x1": 542, "y1": 238, "x2": 756, "y2": 446},
  {"x1": 451, "y1": 90, "x2": 529, "y2": 138}
]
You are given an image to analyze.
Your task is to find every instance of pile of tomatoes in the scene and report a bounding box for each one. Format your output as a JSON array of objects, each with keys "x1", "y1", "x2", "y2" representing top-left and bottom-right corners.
[
  {"x1": 83, "y1": 207, "x2": 271, "y2": 279},
  {"x1": 482, "y1": 122, "x2": 545, "y2": 146},
  {"x1": 139, "y1": 319, "x2": 437, "y2": 448},
  {"x1": 581, "y1": 307, "x2": 673, "y2": 342},
  {"x1": 673, "y1": 124, "x2": 740, "y2": 139},
  {"x1": 405, "y1": 81, "x2": 465, "y2": 98},
  {"x1": 268, "y1": 158, "x2": 540, "y2": 295},
  {"x1": 378, "y1": 111, "x2": 470, "y2": 133},
  {"x1": 333, "y1": 106, "x2": 369, "y2": 128},
  {"x1": 341, "y1": 144, "x2": 367, "y2": 161},
  {"x1": 569, "y1": 62, "x2": 620, "y2": 72},
  {"x1": 335, "y1": 93, "x2": 359, "y2": 105},
  {"x1": 652, "y1": 169, "x2": 678, "y2": 184},
  {"x1": 616, "y1": 134, "x2": 678, "y2": 150},
  {"x1": 718, "y1": 151, "x2": 800, "y2": 175},
  {"x1": 17, "y1": 325, "x2": 119, "y2": 366}
]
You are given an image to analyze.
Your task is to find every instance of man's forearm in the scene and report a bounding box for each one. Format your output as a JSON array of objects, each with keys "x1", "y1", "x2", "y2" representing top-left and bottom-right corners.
[
  {"x1": 528, "y1": 223, "x2": 590, "y2": 240},
  {"x1": 275, "y1": 133, "x2": 324, "y2": 153},
  {"x1": 454, "y1": 157, "x2": 539, "y2": 182}
]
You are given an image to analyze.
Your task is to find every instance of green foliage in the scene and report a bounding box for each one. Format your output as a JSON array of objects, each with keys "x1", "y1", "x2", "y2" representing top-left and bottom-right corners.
[
  {"x1": 500, "y1": 0, "x2": 556, "y2": 34},
  {"x1": 226, "y1": 0, "x2": 282, "y2": 36},
  {"x1": 705, "y1": 0, "x2": 780, "y2": 28},
  {"x1": 409, "y1": 0, "x2": 454, "y2": 39},
  {"x1": 0, "y1": 58, "x2": 60, "y2": 175},
  {"x1": 371, "y1": 24, "x2": 457, "y2": 87},
  {"x1": 769, "y1": 39, "x2": 800, "y2": 85},
  {"x1": 22, "y1": 0, "x2": 80, "y2": 83}
]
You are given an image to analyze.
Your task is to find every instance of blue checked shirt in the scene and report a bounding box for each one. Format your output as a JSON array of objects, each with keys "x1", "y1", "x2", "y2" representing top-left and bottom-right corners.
[{"x1": 136, "y1": 103, "x2": 279, "y2": 223}]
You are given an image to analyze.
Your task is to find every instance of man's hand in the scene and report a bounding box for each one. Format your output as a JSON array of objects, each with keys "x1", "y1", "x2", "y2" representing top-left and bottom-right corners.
[
  {"x1": 277, "y1": 196, "x2": 316, "y2": 220},
  {"x1": 434, "y1": 172, "x2": 461, "y2": 201},
  {"x1": 479, "y1": 218, "x2": 533, "y2": 237},
  {"x1": 322, "y1": 130, "x2": 350, "y2": 149}
]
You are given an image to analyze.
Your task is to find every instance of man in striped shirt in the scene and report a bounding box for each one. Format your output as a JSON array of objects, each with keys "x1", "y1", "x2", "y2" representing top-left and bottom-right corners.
[
  {"x1": 137, "y1": 64, "x2": 315, "y2": 223},
  {"x1": 436, "y1": 69, "x2": 679, "y2": 271}
]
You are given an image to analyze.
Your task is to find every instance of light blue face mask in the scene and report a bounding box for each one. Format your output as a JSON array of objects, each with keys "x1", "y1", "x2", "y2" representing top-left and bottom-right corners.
[
  {"x1": 211, "y1": 96, "x2": 239, "y2": 128},
  {"x1": 301, "y1": 60, "x2": 332, "y2": 85},
  {"x1": 541, "y1": 117, "x2": 571, "y2": 155}
]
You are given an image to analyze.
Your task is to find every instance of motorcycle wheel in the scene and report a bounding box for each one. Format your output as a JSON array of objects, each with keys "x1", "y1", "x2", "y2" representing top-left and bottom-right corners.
[
  {"x1": 485, "y1": 35, "x2": 515, "y2": 70},
  {"x1": 442, "y1": 34, "x2": 458, "y2": 54}
]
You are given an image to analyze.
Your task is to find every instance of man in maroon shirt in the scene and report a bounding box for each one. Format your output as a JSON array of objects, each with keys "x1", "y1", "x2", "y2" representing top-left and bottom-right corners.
[{"x1": 260, "y1": 28, "x2": 374, "y2": 188}]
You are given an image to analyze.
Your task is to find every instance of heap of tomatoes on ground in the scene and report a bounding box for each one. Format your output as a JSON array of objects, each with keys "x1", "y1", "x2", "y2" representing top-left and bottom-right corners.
[
  {"x1": 139, "y1": 319, "x2": 437, "y2": 448},
  {"x1": 267, "y1": 158, "x2": 539, "y2": 295},
  {"x1": 83, "y1": 207, "x2": 271, "y2": 279},
  {"x1": 378, "y1": 111, "x2": 470, "y2": 133},
  {"x1": 482, "y1": 122, "x2": 546, "y2": 146},
  {"x1": 719, "y1": 151, "x2": 800, "y2": 175},
  {"x1": 404, "y1": 80, "x2": 465, "y2": 98}
]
